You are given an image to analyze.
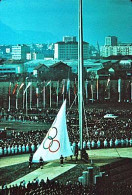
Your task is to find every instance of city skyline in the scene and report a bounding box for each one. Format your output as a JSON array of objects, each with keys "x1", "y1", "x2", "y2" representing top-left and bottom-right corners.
[{"x1": 0, "y1": 0, "x2": 132, "y2": 45}]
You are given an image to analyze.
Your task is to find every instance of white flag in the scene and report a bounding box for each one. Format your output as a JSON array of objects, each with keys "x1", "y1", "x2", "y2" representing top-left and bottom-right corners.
[{"x1": 32, "y1": 100, "x2": 73, "y2": 162}]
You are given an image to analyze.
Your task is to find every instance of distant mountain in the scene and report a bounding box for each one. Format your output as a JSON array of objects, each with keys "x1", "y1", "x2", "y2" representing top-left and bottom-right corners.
[
  {"x1": 0, "y1": 21, "x2": 58, "y2": 44},
  {"x1": 0, "y1": 21, "x2": 18, "y2": 44}
]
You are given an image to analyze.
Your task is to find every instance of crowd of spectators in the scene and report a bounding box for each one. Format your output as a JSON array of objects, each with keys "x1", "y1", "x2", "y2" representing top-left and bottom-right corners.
[
  {"x1": 1, "y1": 178, "x2": 95, "y2": 195},
  {"x1": 1, "y1": 178, "x2": 132, "y2": 195},
  {"x1": 0, "y1": 107, "x2": 132, "y2": 157}
]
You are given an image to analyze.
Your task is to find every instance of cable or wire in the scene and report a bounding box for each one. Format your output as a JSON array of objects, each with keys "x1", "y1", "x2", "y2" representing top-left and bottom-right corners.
[{"x1": 67, "y1": 95, "x2": 77, "y2": 116}]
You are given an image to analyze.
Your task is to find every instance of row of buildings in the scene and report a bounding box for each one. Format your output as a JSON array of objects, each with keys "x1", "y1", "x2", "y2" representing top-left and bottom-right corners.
[
  {"x1": 100, "y1": 36, "x2": 132, "y2": 57},
  {"x1": 0, "y1": 36, "x2": 132, "y2": 62},
  {"x1": 0, "y1": 59, "x2": 131, "y2": 80}
]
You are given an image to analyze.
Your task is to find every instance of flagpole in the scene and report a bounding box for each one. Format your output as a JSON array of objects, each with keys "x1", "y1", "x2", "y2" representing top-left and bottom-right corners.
[
  {"x1": 43, "y1": 81, "x2": 46, "y2": 108},
  {"x1": 16, "y1": 95, "x2": 18, "y2": 109},
  {"x1": 50, "y1": 81, "x2": 52, "y2": 108},
  {"x1": 118, "y1": 78, "x2": 121, "y2": 102},
  {"x1": 56, "y1": 81, "x2": 59, "y2": 107},
  {"x1": 96, "y1": 75, "x2": 99, "y2": 100},
  {"x1": 23, "y1": 92, "x2": 24, "y2": 109},
  {"x1": 85, "y1": 79, "x2": 88, "y2": 102},
  {"x1": 91, "y1": 81, "x2": 94, "y2": 103},
  {"x1": 30, "y1": 82, "x2": 32, "y2": 109},
  {"x1": 36, "y1": 87, "x2": 39, "y2": 109},
  {"x1": 8, "y1": 82, "x2": 11, "y2": 111},
  {"x1": 26, "y1": 77, "x2": 28, "y2": 116},
  {"x1": 8, "y1": 95, "x2": 11, "y2": 111},
  {"x1": 78, "y1": 0, "x2": 84, "y2": 153},
  {"x1": 74, "y1": 78, "x2": 77, "y2": 105},
  {"x1": 69, "y1": 88, "x2": 70, "y2": 106},
  {"x1": 108, "y1": 75, "x2": 110, "y2": 100}
]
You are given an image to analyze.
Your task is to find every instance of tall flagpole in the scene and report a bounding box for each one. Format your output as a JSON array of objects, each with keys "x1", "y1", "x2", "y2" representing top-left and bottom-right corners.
[
  {"x1": 118, "y1": 78, "x2": 121, "y2": 102},
  {"x1": 26, "y1": 77, "x2": 28, "y2": 116},
  {"x1": 8, "y1": 82, "x2": 11, "y2": 111},
  {"x1": 30, "y1": 82, "x2": 32, "y2": 109},
  {"x1": 96, "y1": 75, "x2": 99, "y2": 100},
  {"x1": 50, "y1": 81, "x2": 52, "y2": 108},
  {"x1": 78, "y1": 0, "x2": 84, "y2": 153},
  {"x1": 43, "y1": 81, "x2": 46, "y2": 108},
  {"x1": 56, "y1": 81, "x2": 59, "y2": 107},
  {"x1": 16, "y1": 95, "x2": 18, "y2": 110}
]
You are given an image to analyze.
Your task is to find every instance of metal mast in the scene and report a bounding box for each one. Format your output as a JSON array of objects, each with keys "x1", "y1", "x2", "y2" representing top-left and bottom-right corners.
[{"x1": 78, "y1": 0, "x2": 84, "y2": 153}]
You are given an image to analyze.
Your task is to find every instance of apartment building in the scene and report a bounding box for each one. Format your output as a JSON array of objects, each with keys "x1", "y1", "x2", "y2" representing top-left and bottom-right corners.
[
  {"x1": 12, "y1": 45, "x2": 30, "y2": 60},
  {"x1": 101, "y1": 36, "x2": 132, "y2": 57},
  {"x1": 54, "y1": 37, "x2": 89, "y2": 60}
]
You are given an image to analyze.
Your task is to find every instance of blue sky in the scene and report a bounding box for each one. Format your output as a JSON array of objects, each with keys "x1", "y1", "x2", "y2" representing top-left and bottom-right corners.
[{"x1": 0, "y1": 0, "x2": 132, "y2": 45}]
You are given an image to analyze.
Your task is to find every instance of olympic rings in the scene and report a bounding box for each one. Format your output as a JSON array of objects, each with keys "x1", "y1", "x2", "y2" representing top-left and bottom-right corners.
[
  {"x1": 43, "y1": 127, "x2": 60, "y2": 153},
  {"x1": 48, "y1": 127, "x2": 57, "y2": 139},
  {"x1": 43, "y1": 137, "x2": 53, "y2": 149},
  {"x1": 49, "y1": 140, "x2": 60, "y2": 153}
]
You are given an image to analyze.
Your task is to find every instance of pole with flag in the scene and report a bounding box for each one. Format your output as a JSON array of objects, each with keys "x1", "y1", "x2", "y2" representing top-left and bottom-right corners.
[
  {"x1": 74, "y1": 78, "x2": 77, "y2": 105},
  {"x1": 67, "y1": 78, "x2": 70, "y2": 106},
  {"x1": 30, "y1": 82, "x2": 32, "y2": 109},
  {"x1": 50, "y1": 81, "x2": 52, "y2": 108},
  {"x1": 43, "y1": 81, "x2": 46, "y2": 108},
  {"x1": 23, "y1": 81, "x2": 32, "y2": 115},
  {"x1": 105, "y1": 75, "x2": 110, "y2": 100},
  {"x1": 96, "y1": 75, "x2": 99, "y2": 100},
  {"x1": 16, "y1": 83, "x2": 24, "y2": 110},
  {"x1": 46, "y1": 81, "x2": 51, "y2": 108},
  {"x1": 12, "y1": 83, "x2": 18, "y2": 110},
  {"x1": 56, "y1": 80, "x2": 59, "y2": 107},
  {"x1": 8, "y1": 82, "x2": 11, "y2": 111},
  {"x1": 85, "y1": 79, "x2": 88, "y2": 102},
  {"x1": 91, "y1": 80, "x2": 94, "y2": 103},
  {"x1": 36, "y1": 87, "x2": 39, "y2": 108},
  {"x1": 118, "y1": 78, "x2": 121, "y2": 102},
  {"x1": 62, "y1": 79, "x2": 65, "y2": 102}
]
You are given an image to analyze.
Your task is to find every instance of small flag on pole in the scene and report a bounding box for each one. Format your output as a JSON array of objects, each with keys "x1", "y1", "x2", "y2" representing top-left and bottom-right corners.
[
  {"x1": 74, "y1": 82, "x2": 77, "y2": 95},
  {"x1": 17, "y1": 83, "x2": 24, "y2": 96},
  {"x1": 12, "y1": 84, "x2": 18, "y2": 95},
  {"x1": 36, "y1": 88, "x2": 39, "y2": 98},
  {"x1": 62, "y1": 79, "x2": 65, "y2": 94},
  {"x1": 67, "y1": 79, "x2": 70, "y2": 93},
  {"x1": 23, "y1": 82, "x2": 32, "y2": 95}
]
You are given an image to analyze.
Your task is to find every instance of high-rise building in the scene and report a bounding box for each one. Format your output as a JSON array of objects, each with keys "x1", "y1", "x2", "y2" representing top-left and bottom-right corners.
[
  {"x1": 12, "y1": 45, "x2": 30, "y2": 60},
  {"x1": 105, "y1": 36, "x2": 118, "y2": 46},
  {"x1": 101, "y1": 36, "x2": 132, "y2": 57},
  {"x1": 54, "y1": 37, "x2": 89, "y2": 60}
]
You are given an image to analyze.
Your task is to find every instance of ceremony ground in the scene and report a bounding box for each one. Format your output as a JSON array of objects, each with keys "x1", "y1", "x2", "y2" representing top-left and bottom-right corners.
[{"x1": 0, "y1": 147, "x2": 132, "y2": 188}]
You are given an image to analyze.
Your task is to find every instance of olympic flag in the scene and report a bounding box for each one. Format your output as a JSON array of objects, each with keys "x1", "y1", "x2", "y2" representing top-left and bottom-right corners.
[{"x1": 32, "y1": 100, "x2": 73, "y2": 162}]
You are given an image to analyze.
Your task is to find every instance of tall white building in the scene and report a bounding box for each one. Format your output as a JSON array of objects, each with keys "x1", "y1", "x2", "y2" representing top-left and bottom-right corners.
[
  {"x1": 54, "y1": 38, "x2": 89, "y2": 60},
  {"x1": 12, "y1": 45, "x2": 30, "y2": 60},
  {"x1": 105, "y1": 36, "x2": 117, "y2": 46}
]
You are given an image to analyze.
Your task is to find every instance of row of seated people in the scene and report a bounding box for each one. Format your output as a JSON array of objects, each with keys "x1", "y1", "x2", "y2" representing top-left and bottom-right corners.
[
  {"x1": 0, "y1": 137, "x2": 132, "y2": 157},
  {"x1": 1, "y1": 106, "x2": 132, "y2": 118},
  {"x1": 1, "y1": 178, "x2": 132, "y2": 195},
  {"x1": 0, "y1": 106, "x2": 132, "y2": 123}
]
